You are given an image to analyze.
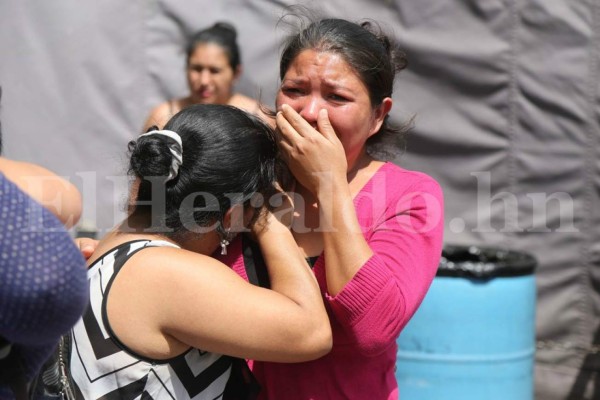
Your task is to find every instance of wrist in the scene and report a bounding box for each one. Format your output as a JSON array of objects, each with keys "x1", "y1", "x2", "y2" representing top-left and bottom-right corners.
[{"x1": 315, "y1": 178, "x2": 351, "y2": 205}]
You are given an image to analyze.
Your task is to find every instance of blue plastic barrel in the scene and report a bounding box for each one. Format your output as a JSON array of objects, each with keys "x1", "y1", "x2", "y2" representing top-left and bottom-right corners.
[{"x1": 396, "y1": 245, "x2": 537, "y2": 400}]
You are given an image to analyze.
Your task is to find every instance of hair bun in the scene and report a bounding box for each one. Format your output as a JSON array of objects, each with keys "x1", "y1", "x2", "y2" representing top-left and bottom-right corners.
[
  {"x1": 213, "y1": 21, "x2": 237, "y2": 40},
  {"x1": 128, "y1": 136, "x2": 175, "y2": 181}
]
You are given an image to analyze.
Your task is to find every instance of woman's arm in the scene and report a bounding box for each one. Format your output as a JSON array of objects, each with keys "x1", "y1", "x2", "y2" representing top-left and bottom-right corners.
[
  {"x1": 276, "y1": 105, "x2": 444, "y2": 354},
  {"x1": 110, "y1": 213, "x2": 332, "y2": 363},
  {"x1": 327, "y1": 175, "x2": 444, "y2": 354},
  {"x1": 0, "y1": 157, "x2": 82, "y2": 228},
  {"x1": 276, "y1": 105, "x2": 373, "y2": 294}
]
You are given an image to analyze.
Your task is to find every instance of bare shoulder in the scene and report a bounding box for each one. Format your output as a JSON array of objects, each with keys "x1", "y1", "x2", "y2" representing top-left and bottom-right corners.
[
  {"x1": 143, "y1": 99, "x2": 178, "y2": 131},
  {"x1": 229, "y1": 93, "x2": 261, "y2": 113},
  {"x1": 229, "y1": 94, "x2": 275, "y2": 126},
  {"x1": 128, "y1": 245, "x2": 240, "y2": 285}
]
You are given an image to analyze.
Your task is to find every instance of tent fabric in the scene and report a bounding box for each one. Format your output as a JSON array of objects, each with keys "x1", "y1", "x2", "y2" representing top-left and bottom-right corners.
[{"x1": 0, "y1": 0, "x2": 598, "y2": 398}]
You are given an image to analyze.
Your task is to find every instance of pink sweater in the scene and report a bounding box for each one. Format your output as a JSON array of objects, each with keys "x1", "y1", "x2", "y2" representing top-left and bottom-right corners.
[{"x1": 220, "y1": 163, "x2": 444, "y2": 400}]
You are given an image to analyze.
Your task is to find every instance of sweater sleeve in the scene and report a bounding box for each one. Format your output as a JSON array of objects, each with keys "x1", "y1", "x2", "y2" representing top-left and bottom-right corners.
[
  {"x1": 0, "y1": 173, "x2": 89, "y2": 348},
  {"x1": 326, "y1": 168, "x2": 444, "y2": 356}
]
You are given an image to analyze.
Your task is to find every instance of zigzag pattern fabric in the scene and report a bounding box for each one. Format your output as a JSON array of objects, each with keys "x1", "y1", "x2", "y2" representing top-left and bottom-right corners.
[{"x1": 70, "y1": 240, "x2": 233, "y2": 399}]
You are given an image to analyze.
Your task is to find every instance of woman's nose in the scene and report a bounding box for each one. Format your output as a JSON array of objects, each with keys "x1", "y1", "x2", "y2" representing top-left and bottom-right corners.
[
  {"x1": 199, "y1": 70, "x2": 211, "y2": 85},
  {"x1": 299, "y1": 96, "x2": 321, "y2": 124}
]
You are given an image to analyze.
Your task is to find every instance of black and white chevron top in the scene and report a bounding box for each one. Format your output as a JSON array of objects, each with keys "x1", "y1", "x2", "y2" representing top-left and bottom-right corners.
[{"x1": 69, "y1": 239, "x2": 233, "y2": 400}]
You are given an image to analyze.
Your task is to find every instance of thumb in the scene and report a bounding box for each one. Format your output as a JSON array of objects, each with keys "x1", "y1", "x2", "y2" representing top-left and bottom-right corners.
[
  {"x1": 75, "y1": 237, "x2": 98, "y2": 260},
  {"x1": 81, "y1": 245, "x2": 95, "y2": 260},
  {"x1": 317, "y1": 109, "x2": 337, "y2": 141}
]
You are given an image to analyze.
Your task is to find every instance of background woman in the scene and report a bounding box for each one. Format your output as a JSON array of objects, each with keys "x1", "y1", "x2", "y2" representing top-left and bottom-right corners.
[
  {"x1": 71, "y1": 104, "x2": 331, "y2": 399},
  {"x1": 143, "y1": 22, "x2": 263, "y2": 130}
]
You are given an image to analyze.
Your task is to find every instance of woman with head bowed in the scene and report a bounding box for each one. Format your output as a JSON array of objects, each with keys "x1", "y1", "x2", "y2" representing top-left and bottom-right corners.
[{"x1": 69, "y1": 104, "x2": 331, "y2": 399}]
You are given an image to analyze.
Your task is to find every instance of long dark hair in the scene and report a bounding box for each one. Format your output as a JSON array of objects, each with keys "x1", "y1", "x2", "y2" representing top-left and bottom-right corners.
[{"x1": 128, "y1": 104, "x2": 283, "y2": 239}]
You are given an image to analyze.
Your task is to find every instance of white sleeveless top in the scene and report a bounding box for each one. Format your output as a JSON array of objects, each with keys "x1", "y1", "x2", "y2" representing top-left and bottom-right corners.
[{"x1": 69, "y1": 239, "x2": 233, "y2": 399}]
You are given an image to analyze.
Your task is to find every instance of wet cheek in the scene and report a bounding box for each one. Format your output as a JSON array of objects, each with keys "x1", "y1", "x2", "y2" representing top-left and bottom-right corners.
[
  {"x1": 325, "y1": 112, "x2": 342, "y2": 132},
  {"x1": 276, "y1": 95, "x2": 302, "y2": 113},
  {"x1": 275, "y1": 91, "x2": 289, "y2": 105},
  {"x1": 275, "y1": 93, "x2": 285, "y2": 110}
]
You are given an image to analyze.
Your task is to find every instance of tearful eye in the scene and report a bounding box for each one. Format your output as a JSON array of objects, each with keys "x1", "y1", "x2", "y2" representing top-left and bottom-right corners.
[
  {"x1": 282, "y1": 87, "x2": 302, "y2": 95},
  {"x1": 329, "y1": 94, "x2": 348, "y2": 102}
]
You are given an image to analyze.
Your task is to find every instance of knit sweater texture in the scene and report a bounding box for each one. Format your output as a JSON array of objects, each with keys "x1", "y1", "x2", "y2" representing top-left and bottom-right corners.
[{"x1": 218, "y1": 163, "x2": 444, "y2": 400}]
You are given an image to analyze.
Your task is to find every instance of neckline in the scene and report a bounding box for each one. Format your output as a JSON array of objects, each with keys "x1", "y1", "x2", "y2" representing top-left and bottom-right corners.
[
  {"x1": 87, "y1": 239, "x2": 179, "y2": 269},
  {"x1": 351, "y1": 161, "x2": 391, "y2": 201}
]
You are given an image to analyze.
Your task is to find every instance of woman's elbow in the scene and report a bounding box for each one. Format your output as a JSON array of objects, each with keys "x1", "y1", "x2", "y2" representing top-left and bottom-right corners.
[
  {"x1": 309, "y1": 323, "x2": 333, "y2": 359},
  {"x1": 53, "y1": 182, "x2": 83, "y2": 228},
  {"x1": 288, "y1": 320, "x2": 332, "y2": 362}
]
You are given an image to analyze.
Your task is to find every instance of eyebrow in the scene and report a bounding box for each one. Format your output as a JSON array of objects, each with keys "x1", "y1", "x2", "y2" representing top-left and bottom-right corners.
[
  {"x1": 282, "y1": 78, "x2": 307, "y2": 85},
  {"x1": 322, "y1": 80, "x2": 347, "y2": 90},
  {"x1": 282, "y1": 78, "x2": 351, "y2": 92}
]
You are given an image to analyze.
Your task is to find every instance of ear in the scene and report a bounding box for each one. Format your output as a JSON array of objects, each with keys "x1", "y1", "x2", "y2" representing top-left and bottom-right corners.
[
  {"x1": 369, "y1": 97, "x2": 393, "y2": 137},
  {"x1": 223, "y1": 203, "x2": 250, "y2": 233},
  {"x1": 233, "y1": 65, "x2": 243, "y2": 81}
]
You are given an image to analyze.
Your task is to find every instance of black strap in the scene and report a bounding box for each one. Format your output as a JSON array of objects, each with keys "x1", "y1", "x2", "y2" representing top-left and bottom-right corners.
[
  {"x1": 0, "y1": 336, "x2": 11, "y2": 360},
  {"x1": 222, "y1": 357, "x2": 261, "y2": 400},
  {"x1": 241, "y1": 234, "x2": 270, "y2": 288},
  {"x1": 0, "y1": 337, "x2": 29, "y2": 400}
]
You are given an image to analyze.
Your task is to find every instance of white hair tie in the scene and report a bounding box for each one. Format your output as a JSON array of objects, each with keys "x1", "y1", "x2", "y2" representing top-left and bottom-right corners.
[{"x1": 138, "y1": 130, "x2": 183, "y2": 182}]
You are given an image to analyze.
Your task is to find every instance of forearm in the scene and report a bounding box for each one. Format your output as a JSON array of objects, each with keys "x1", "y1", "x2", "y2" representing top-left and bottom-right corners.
[
  {"x1": 324, "y1": 173, "x2": 445, "y2": 354},
  {"x1": 255, "y1": 219, "x2": 331, "y2": 354},
  {"x1": 256, "y1": 216, "x2": 322, "y2": 308},
  {"x1": 317, "y1": 179, "x2": 373, "y2": 295}
]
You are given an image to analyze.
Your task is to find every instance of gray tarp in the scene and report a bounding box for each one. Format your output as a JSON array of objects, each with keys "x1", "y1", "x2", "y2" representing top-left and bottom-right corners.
[{"x1": 0, "y1": 1, "x2": 598, "y2": 398}]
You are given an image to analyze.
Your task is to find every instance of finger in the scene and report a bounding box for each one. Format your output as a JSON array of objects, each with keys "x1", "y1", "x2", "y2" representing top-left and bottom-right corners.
[
  {"x1": 280, "y1": 104, "x2": 317, "y2": 138},
  {"x1": 76, "y1": 238, "x2": 96, "y2": 260},
  {"x1": 276, "y1": 110, "x2": 299, "y2": 144},
  {"x1": 275, "y1": 129, "x2": 294, "y2": 162},
  {"x1": 274, "y1": 121, "x2": 291, "y2": 148},
  {"x1": 81, "y1": 247, "x2": 95, "y2": 260},
  {"x1": 317, "y1": 109, "x2": 338, "y2": 142}
]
